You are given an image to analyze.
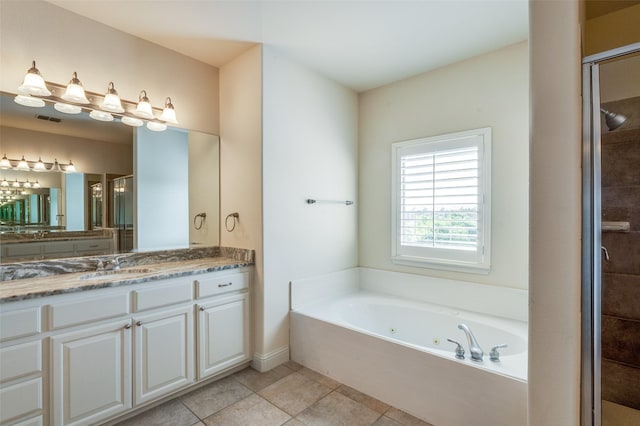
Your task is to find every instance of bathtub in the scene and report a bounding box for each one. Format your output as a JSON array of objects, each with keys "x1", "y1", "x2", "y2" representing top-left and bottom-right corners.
[{"x1": 290, "y1": 270, "x2": 528, "y2": 426}]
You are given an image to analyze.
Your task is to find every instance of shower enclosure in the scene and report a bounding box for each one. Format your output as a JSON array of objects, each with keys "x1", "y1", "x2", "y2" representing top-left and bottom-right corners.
[{"x1": 582, "y1": 43, "x2": 640, "y2": 426}]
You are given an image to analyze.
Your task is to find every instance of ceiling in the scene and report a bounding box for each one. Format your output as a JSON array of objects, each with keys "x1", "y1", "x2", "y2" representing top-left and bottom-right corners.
[{"x1": 46, "y1": 0, "x2": 529, "y2": 92}]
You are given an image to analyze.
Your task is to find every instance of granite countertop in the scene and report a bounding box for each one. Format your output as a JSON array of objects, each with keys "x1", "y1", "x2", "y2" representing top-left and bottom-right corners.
[{"x1": 0, "y1": 246, "x2": 254, "y2": 303}]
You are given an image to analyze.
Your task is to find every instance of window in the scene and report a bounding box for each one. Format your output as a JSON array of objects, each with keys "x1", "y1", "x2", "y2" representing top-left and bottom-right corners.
[{"x1": 391, "y1": 127, "x2": 491, "y2": 273}]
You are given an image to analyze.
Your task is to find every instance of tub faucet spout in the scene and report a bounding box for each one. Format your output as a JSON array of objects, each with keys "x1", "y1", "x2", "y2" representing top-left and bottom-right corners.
[{"x1": 458, "y1": 323, "x2": 484, "y2": 362}]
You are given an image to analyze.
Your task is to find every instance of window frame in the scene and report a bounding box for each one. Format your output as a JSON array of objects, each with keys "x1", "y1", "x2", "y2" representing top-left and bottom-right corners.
[{"x1": 391, "y1": 127, "x2": 492, "y2": 273}]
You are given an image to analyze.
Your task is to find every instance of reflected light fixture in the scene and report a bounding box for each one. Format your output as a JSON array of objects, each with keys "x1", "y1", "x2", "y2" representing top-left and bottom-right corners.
[
  {"x1": 147, "y1": 121, "x2": 167, "y2": 132},
  {"x1": 18, "y1": 61, "x2": 51, "y2": 96},
  {"x1": 121, "y1": 115, "x2": 143, "y2": 127},
  {"x1": 0, "y1": 154, "x2": 11, "y2": 169},
  {"x1": 23, "y1": 180, "x2": 31, "y2": 188},
  {"x1": 34, "y1": 157, "x2": 47, "y2": 171},
  {"x1": 54, "y1": 102, "x2": 82, "y2": 114},
  {"x1": 65, "y1": 160, "x2": 76, "y2": 173},
  {"x1": 61, "y1": 72, "x2": 90, "y2": 104},
  {"x1": 17, "y1": 156, "x2": 30, "y2": 171},
  {"x1": 14, "y1": 94, "x2": 45, "y2": 108},
  {"x1": 100, "y1": 82, "x2": 125, "y2": 113},
  {"x1": 33, "y1": 180, "x2": 41, "y2": 188},
  {"x1": 12, "y1": 180, "x2": 20, "y2": 188},
  {"x1": 50, "y1": 159, "x2": 62, "y2": 172},
  {"x1": 1, "y1": 178, "x2": 8, "y2": 187},
  {"x1": 160, "y1": 97, "x2": 178, "y2": 124},
  {"x1": 601, "y1": 108, "x2": 629, "y2": 131},
  {"x1": 134, "y1": 90, "x2": 154, "y2": 119}
]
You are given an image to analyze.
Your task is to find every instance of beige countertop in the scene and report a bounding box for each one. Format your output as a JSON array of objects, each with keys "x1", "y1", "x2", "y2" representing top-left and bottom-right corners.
[{"x1": 0, "y1": 257, "x2": 251, "y2": 303}]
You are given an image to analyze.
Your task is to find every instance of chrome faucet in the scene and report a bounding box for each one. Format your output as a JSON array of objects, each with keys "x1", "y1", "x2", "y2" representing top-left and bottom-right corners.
[{"x1": 458, "y1": 323, "x2": 484, "y2": 362}]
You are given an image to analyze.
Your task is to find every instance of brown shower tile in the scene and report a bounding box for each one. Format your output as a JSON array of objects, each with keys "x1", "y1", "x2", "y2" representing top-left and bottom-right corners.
[
  {"x1": 601, "y1": 315, "x2": 640, "y2": 366},
  {"x1": 203, "y1": 394, "x2": 291, "y2": 426},
  {"x1": 603, "y1": 273, "x2": 640, "y2": 320},
  {"x1": 180, "y1": 375, "x2": 253, "y2": 419},
  {"x1": 258, "y1": 372, "x2": 332, "y2": 416},
  {"x1": 601, "y1": 133, "x2": 640, "y2": 188},
  {"x1": 335, "y1": 384, "x2": 390, "y2": 414},
  {"x1": 232, "y1": 365, "x2": 295, "y2": 392},
  {"x1": 296, "y1": 392, "x2": 381, "y2": 426},
  {"x1": 602, "y1": 231, "x2": 640, "y2": 275},
  {"x1": 602, "y1": 360, "x2": 640, "y2": 411},
  {"x1": 114, "y1": 399, "x2": 199, "y2": 426}
]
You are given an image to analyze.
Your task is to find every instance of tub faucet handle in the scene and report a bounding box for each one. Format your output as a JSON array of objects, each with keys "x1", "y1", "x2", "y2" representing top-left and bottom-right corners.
[
  {"x1": 489, "y1": 344, "x2": 508, "y2": 362},
  {"x1": 447, "y1": 338, "x2": 465, "y2": 359}
]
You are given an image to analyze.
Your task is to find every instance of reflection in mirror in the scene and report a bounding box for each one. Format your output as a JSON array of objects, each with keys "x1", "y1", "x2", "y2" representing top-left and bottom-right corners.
[{"x1": 0, "y1": 92, "x2": 220, "y2": 263}]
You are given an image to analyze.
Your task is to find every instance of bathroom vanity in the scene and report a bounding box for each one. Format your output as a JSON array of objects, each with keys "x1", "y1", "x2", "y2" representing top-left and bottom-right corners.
[{"x1": 0, "y1": 248, "x2": 253, "y2": 426}]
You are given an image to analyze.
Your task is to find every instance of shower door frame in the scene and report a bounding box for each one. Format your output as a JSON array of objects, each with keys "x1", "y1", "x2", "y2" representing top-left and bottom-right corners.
[{"x1": 581, "y1": 42, "x2": 640, "y2": 426}]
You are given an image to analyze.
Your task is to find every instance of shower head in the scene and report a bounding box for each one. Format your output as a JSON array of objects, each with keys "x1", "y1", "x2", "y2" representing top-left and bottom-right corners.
[{"x1": 600, "y1": 108, "x2": 628, "y2": 131}]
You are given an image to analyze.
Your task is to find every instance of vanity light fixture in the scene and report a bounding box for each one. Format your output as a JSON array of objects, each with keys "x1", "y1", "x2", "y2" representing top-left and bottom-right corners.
[
  {"x1": 12, "y1": 180, "x2": 20, "y2": 188},
  {"x1": 0, "y1": 154, "x2": 11, "y2": 169},
  {"x1": 134, "y1": 90, "x2": 154, "y2": 119},
  {"x1": 121, "y1": 115, "x2": 144, "y2": 127},
  {"x1": 61, "y1": 72, "x2": 90, "y2": 104},
  {"x1": 33, "y1": 180, "x2": 41, "y2": 188},
  {"x1": 100, "y1": 82, "x2": 125, "y2": 113},
  {"x1": 146, "y1": 121, "x2": 167, "y2": 132},
  {"x1": 89, "y1": 109, "x2": 114, "y2": 122},
  {"x1": 65, "y1": 160, "x2": 76, "y2": 173},
  {"x1": 34, "y1": 157, "x2": 47, "y2": 171},
  {"x1": 14, "y1": 94, "x2": 45, "y2": 108},
  {"x1": 1, "y1": 178, "x2": 8, "y2": 187},
  {"x1": 160, "y1": 97, "x2": 178, "y2": 124},
  {"x1": 17, "y1": 156, "x2": 31, "y2": 171},
  {"x1": 18, "y1": 61, "x2": 52, "y2": 96},
  {"x1": 54, "y1": 102, "x2": 82, "y2": 114},
  {"x1": 23, "y1": 180, "x2": 31, "y2": 188}
]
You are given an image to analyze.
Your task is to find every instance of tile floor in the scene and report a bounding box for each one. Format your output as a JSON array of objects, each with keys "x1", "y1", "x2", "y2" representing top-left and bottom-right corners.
[{"x1": 115, "y1": 361, "x2": 434, "y2": 426}]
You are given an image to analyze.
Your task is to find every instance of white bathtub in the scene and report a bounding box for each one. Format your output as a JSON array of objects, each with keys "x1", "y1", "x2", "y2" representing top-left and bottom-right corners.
[{"x1": 290, "y1": 271, "x2": 528, "y2": 426}]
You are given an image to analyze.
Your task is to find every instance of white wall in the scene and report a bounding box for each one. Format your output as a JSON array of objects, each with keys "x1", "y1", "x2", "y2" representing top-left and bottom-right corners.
[
  {"x1": 0, "y1": 0, "x2": 219, "y2": 135},
  {"x1": 134, "y1": 127, "x2": 189, "y2": 250},
  {"x1": 261, "y1": 46, "x2": 359, "y2": 360},
  {"x1": 219, "y1": 45, "x2": 264, "y2": 358},
  {"x1": 359, "y1": 41, "x2": 529, "y2": 290},
  {"x1": 188, "y1": 132, "x2": 220, "y2": 246},
  {"x1": 528, "y1": 0, "x2": 582, "y2": 424}
]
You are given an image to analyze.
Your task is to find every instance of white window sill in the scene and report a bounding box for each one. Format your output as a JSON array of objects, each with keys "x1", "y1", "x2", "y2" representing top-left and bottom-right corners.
[{"x1": 391, "y1": 255, "x2": 490, "y2": 275}]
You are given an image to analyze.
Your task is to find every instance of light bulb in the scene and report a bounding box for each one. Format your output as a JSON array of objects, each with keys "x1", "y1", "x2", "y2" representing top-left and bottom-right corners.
[
  {"x1": 17, "y1": 61, "x2": 51, "y2": 96},
  {"x1": 34, "y1": 157, "x2": 47, "y2": 171},
  {"x1": 0, "y1": 154, "x2": 11, "y2": 169},
  {"x1": 134, "y1": 90, "x2": 154, "y2": 119},
  {"x1": 17, "y1": 156, "x2": 30, "y2": 171},
  {"x1": 61, "y1": 72, "x2": 90, "y2": 104},
  {"x1": 100, "y1": 82, "x2": 125, "y2": 113},
  {"x1": 160, "y1": 97, "x2": 178, "y2": 124}
]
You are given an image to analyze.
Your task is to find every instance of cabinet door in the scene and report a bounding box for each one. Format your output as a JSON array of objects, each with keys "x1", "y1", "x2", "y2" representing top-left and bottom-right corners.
[
  {"x1": 51, "y1": 320, "x2": 132, "y2": 426},
  {"x1": 133, "y1": 305, "x2": 194, "y2": 405},
  {"x1": 198, "y1": 292, "x2": 250, "y2": 379}
]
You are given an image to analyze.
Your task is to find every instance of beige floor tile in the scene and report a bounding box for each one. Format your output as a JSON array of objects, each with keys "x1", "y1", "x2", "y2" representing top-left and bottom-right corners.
[
  {"x1": 282, "y1": 360, "x2": 303, "y2": 371},
  {"x1": 298, "y1": 367, "x2": 341, "y2": 390},
  {"x1": 258, "y1": 372, "x2": 332, "y2": 416},
  {"x1": 385, "y1": 407, "x2": 434, "y2": 426},
  {"x1": 372, "y1": 416, "x2": 403, "y2": 426},
  {"x1": 203, "y1": 394, "x2": 291, "y2": 426},
  {"x1": 335, "y1": 385, "x2": 390, "y2": 414},
  {"x1": 233, "y1": 365, "x2": 295, "y2": 392},
  {"x1": 114, "y1": 399, "x2": 199, "y2": 426},
  {"x1": 283, "y1": 419, "x2": 306, "y2": 425},
  {"x1": 296, "y1": 391, "x2": 381, "y2": 426},
  {"x1": 181, "y1": 375, "x2": 253, "y2": 419}
]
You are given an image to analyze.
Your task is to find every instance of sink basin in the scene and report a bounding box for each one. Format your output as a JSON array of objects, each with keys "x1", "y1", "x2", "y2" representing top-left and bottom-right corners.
[{"x1": 80, "y1": 268, "x2": 154, "y2": 280}]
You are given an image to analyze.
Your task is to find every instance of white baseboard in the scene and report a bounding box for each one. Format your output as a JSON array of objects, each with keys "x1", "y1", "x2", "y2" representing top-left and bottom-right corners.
[{"x1": 251, "y1": 345, "x2": 289, "y2": 372}]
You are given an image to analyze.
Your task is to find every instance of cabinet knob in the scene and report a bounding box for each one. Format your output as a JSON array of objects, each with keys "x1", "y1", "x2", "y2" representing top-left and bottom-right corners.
[
  {"x1": 124, "y1": 324, "x2": 132, "y2": 329},
  {"x1": 199, "y1": 306, "x2": 205, "y2": 311},
  {"x1": 136, "y1": 321, "x2": 142, "y2": 326}
]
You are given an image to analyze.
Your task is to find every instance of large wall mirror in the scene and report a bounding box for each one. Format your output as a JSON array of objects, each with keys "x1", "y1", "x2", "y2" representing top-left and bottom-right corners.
[{"x1": 0, "y1": 92, "x2": 220, "y2": 263}]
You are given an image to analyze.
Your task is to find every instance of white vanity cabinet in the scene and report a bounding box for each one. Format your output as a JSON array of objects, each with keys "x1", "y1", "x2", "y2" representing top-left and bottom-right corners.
[
  {"x1": 0, "y1": 265, "x2": 252, "y2": 426},
  {"x1": 0, "y1": 307, "x2": 44, "y2": 426}
]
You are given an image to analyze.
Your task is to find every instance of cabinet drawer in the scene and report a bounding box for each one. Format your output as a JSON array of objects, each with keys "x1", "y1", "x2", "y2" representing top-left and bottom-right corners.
[
  {"x1": 133, "y1": 280, "x2": 193, "y2": 312},
  {"x1": 0, "y1": 308, "x2": 41, "y2": 342},
  {"x1": 48, "y1": 292, "x2": 130, "y2": 329},
  {"x1": 196, "y1": 271, "x2": 249, "y2": 299},
  {"x1": 0, "y1": 378, "x2": 43, "y2": 424},
  {"x1": 75, "y1": 239, "x2": 110, "y2": 252},
  {"x1": 42, "y1": 241, "x2": 75, "y2": 254},
  {"x1": 4, "y1": 244, "x2": 41, "y2": 257},
  {"x1": 0, "y1": 341, "x2": 42, "y2": 383}
]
